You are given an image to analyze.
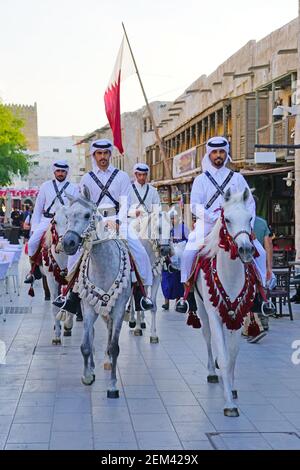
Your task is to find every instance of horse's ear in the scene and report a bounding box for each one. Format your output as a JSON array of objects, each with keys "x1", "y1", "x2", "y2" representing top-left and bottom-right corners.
[
  {"x1": 243, "y1": 187, "x2": 249, "y2": 202},
  {"x1": 64, "y1": 192, "x2": 76, "y2": 204},
  {"x1": 224, "y1": 188, "x2": 231, "y2": 202},
  {"x1": 81, "y1": 185, "x2": 91, "y2": 201}
]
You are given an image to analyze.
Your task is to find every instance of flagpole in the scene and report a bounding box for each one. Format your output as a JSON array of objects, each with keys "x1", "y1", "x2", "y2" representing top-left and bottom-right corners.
[{"x1": 122, "y1": 22, "x2": 172, "y2": 179}]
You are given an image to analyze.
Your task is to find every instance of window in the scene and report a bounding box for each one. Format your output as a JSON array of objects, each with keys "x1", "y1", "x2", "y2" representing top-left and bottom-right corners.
[
  {"x1": 143, "y1": 119, "x2": 148, "y2": 132},
  {"x1": 53, "y1": 148, "x2": 59, "y2": 153},
  {"x1": 66, "y1": 149, "x2": 72, "y2": 153}
]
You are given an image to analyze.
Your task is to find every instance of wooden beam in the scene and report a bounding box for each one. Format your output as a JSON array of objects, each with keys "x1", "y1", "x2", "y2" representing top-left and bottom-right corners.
[
  {"x1": 174, "y1": 100, "x2": 186, "y2": 104},
  {"x1": 248, "y1": 63, "x2": 270, "y2": 71},
  {"x1": 223, "y1": 72, "x2": 235, "y2": 76},
  {"x1": 185, "y1": 89, "x2": 200, "y2": 94},
  {"x1": 233, "y1": 72, "x2": 254, "y2": 79},
  {"x1": 213, "y1": 81, "x2": 222, "y2": 85}
]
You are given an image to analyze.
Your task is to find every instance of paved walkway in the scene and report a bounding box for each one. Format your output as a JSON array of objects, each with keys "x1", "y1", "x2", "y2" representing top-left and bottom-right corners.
[{"x1": 1, "y1": 251, "x2": 300, "y2": 450}]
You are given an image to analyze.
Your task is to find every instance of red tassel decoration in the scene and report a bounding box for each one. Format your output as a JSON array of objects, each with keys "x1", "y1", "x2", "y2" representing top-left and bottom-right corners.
[
  {"x1": 248, "y1": 312, "x2": 261, "y2": 337},
  {"x1": 28, "y1": 286, "x2": 35, "y2": 297},
  {"x1": 187, "y1": 311, "x2": 201, "y2": 329}
]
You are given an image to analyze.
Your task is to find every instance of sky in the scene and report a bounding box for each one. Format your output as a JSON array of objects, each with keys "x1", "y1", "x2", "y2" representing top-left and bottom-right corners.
[{"x1": 0, "y1": 0, "x2": 298, "y2": 137}]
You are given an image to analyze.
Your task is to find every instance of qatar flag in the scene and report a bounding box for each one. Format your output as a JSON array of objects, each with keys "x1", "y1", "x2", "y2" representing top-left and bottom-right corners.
[{"x1": 104, "y1": 37, "x2": 134, "y2": 155}]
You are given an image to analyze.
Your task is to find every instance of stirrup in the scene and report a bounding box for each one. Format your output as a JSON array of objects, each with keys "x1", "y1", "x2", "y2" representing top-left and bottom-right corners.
[
  {"x1": 261, "y1": 300, "x2": 276, "y2": 317},
  {"x1": 140, "y1": 296, "x2": 154, "y2": 311},
  {"x1": 24, "y1": 273, "x2": 35, "y2": 284},
  {"x1": 52, "y1": 294, "x2": 67, "y2": 309},
  {"x1": 175, "y1": 298, "x2": 189, "y2": 313}
]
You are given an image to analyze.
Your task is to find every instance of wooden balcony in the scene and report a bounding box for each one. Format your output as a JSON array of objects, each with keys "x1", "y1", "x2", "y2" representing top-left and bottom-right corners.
[{"x1": 257, "y1": 116, "x2": 295, "y2": 159}]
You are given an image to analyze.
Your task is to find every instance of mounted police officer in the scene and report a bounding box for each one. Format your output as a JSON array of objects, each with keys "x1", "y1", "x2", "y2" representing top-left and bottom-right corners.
[
  {"x1": 54, "y1": 139, "x2": 154, "y2": 312},
  {"x1": 24, "y1": 160, "x2": 79, "y2": 284},
  {"x1": 130, "y1": 163, "x2": 160, "y2": 216},
  {"x1": 177, "y1": 136, "x2": 266, "y2": 311}
]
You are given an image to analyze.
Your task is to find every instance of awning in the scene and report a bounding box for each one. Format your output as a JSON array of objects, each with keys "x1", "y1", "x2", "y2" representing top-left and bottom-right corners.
[{"x1": 241, "y1": 165, "x2": 294, "y2": 176}]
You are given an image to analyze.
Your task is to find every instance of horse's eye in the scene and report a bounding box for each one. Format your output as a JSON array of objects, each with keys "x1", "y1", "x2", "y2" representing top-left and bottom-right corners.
[
  {"x1": 84, "y1": 213, "x2": 91, "y2": 219},
  {"x1": 225, "y1": 218, "x2": 230, "y2": 224}
]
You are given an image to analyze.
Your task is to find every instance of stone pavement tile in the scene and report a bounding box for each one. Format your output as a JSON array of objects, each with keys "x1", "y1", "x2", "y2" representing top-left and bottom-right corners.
[
  {"x1": 121, "y1": 374, "x2": 154, "y2": 386},
  {"x1": 150, "y1": 369, "x2": 187, "y2": 380},
  {"x1": 7, "y1": 423, "x2": 52, "y2": 444},
  {"x1": 166, "y1": 405, "x2": 211, "y2": 423},
  {"x1": 253, "y1": 420, "x2": 298, "y2": 433},
  {"x1": 136, "y1": 431, "x2": 182, "y2": 450},
  {"x1": 93, "y1": 422, "x2": 136, "y2": 444},
  {"x1": 18, "y1": 392, "x2": 56, "y2": 407},
  {"x1": 127, "y1": 398, "x2": 166, "y2": 414},
  {"x1": 0, "y1": 388, "x2": 22, "y2": 400},
  {"x1": 160, "y1": 391, "x2": 199, "y2": 406},
  {"x1": 266, "y1": 397, "x2": 300, "y2": 413},
  {"x1": 14, "y1": 406, "x2": 54, "y2": 423},
  {"x1": 0, "y1": 375, "x2": 26, "y2": 387},
  {"x1": 0, "y1": 365, "x2": 29, "y2": 376},
  {"x1": 239, "y1": 404, "x2": 285, "y2": 421},
  {"x1": 54, "y1": 397, "x2": 92, "y2": 414},
  {"x1": 220, "y1": 435, "x2": 272, "y2": 450},
  {"x1": 180, "y1": 375, "x2": 208, "y2": 386},
  {"x1": 0, "y1": 435, "x2": 7, "y2": 450},
  {"x1": 23, "y1": 380, "x2": 57, "y2": 393},
  {"x1": 189, "y1": 384, "x2": 224, "y2": 398},
  {"x1": 182, "y1": 440, "x2": 214, "y2": 450},
  {"x1": 281, "y1": 379, "x2": 300, "y2": 391},
  {"x1": 50, "y1": 431, "x2": 93, "y2": 450},
  {"x1": 0, "y1": 416, "x2": 13, "y2": 435},
  {"x1": 172, "y1": 422, "x2": 215, "y2": 440},
  {"x1": 0, "y1": 400, "x2": 19, "y2": 416},
  {"x1": 131, "y1": 413, "x2": 174, "y2": 432},
  {"x1": 207, "y1": 412, "x2": 256, "y2": 432},
  {"x1": 52, "y1": 413, "x2": 92, "y2": 432},
  {"x1": 194, "y1": 397, "x2": 226, "y2": 412},
  {"x1": 26, "y1": 368, "x2": 58, "y2": 380},
  {"x1": 94, "y1": 441, "x2": 139, "y2": 450},
  {"x1": 263, "y1": 432, "x2": 300, "y2": 450},
  {"x1": 283, "y1": 413, "x2": 300, "y2": 429},
  {"x1": 123, "y1": 385, "x2": 160, "y2": 399},
  {"x1": 91, "y1": 392, "x2": 127, "y2": 408},
  {"x1": 5, "y1": 443, "x2": 49, "y2": 450},
  {"x1": 153, "y1": 379, "x2": 191, "y2": 392},
  {"x1": 143, "y1": 359, "x2": 176, "y2": 370},
  {"x1": 92, "y1": 406, "x2": 131, "y2": 424}
]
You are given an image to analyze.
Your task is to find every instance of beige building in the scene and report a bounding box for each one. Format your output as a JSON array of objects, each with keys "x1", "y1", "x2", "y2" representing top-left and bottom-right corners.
[
  {"x1": 5, "y1": 102, "x2": 38, "y2": 151},
  {"x1": 145, "y1": 18, "x2": 298, "y2": 239}
]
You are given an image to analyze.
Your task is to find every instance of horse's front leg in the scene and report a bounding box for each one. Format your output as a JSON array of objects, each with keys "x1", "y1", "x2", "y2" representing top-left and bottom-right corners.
[
  {"x1": 103, "y1": 317, "x2": 113, "y2": 370},
  {"x1": 149, "y1": 275, "x2": 160, "y2": 343},
  {"x1": 107, "y1": 315, "x2": 122, "y2": 399},
  {"x1": 46, "y1": 274, "x2": 62, "y2": 345},
  {"x1": 208, "y1": 308, "x2": 239, "y2": 417},
  {"x1": 134, "y1": 310, "x2": 143, "y2": 336},
  {"x1": 80, "y1": 302, "x2": 97, "y2": 385},
  {"x1": 225, "y1": 328, "x2": 241, "y2": 400},
  {"x1": 128, "y1": 296, "x2": 136, "y2": 329},
  {"x1": 194, "y1": 290, "x2": 217, "y2": 382}
]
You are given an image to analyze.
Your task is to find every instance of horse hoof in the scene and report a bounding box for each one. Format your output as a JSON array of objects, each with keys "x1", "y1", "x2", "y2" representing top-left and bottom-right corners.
[
  {"x1": 129, "y1": 321, "x2": 136, "y2": 328},
  {"x1": 141, "y1": 322, "x2": 146, "y2": 329},
  {"x1": 52, "y1": 338, "x2": 61, "y2": 345},
  {"x1": 232, "y1": 390, "x2": 238, "y2": 399},
  {"x1": 103, "y1": 362, "x2": 112, "y2": 371},
  {"x1": 107, "y1": 390, "x2": 119, "y2": 399},
  {"x1": 207, "y1": 375, "x2": 219, "y2": 383},
  {"x1": 63, "y1": 329, "x2": 72, "y2": 337},
  {"x1": 81, "y1": 375, "x2": 95, "y2": 386},
  {"x1": 150, "y1": 336, "x2": 159, "y2": 344},
  {"x1": 134, "y1": 329, "x2": 143, "y2": 336},
  {"x1": 224, "y1": 407, "x2": 239, "y2": 417}
]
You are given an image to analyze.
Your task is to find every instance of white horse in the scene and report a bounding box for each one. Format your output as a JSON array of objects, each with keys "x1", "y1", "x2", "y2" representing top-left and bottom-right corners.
[
  {"x1": 62, "y1": 187, "x2": 131, "y2": 398},
  {"x1": 41, "y1": 206, "x2": 74, "y2": 345},
  {"x1": 194, "y1": 188, "x2": 256, "y2": 417},
  {"x1": 128, "y1": 210, "x2": 172, "y2": 342}
]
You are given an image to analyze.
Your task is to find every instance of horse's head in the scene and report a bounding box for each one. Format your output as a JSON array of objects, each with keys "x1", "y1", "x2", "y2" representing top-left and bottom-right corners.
[
  {"x1": 222, "y1": 187, "x2": 255, "y2": 263},
  {"x1": 62, "y1": 186, "x2": 96, "y2": 255}
]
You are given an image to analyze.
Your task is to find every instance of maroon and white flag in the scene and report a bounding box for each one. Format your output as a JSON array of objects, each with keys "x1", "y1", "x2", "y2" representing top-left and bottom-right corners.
[{"x1": 104, "y1": 37, "x2": 134, "y2": 155}]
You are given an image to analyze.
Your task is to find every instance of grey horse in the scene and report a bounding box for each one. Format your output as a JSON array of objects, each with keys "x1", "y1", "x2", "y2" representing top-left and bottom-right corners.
[{"x1": 62, "y1": 187, "x2": 131, "y2": 398}]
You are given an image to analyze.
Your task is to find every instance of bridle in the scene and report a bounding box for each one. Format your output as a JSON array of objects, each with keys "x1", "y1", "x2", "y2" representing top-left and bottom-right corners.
[{"x1": 219, "y1": 209, "x2": 255, "y2": 261}]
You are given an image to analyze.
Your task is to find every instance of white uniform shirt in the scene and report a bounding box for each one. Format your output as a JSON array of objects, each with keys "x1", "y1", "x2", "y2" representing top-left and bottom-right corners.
[
  {"x1": 129, "y1": 181, "x2": 161, "y2": 215},
  {"x1": 31, "y1": 179, "x2": 79, "y2": 231},
  {"x1": 191, "y1": 165, "x2": 255, "y2": 234},
  {"x1": 80, "y1": 165, "x2": 132, "y2": 224}
]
